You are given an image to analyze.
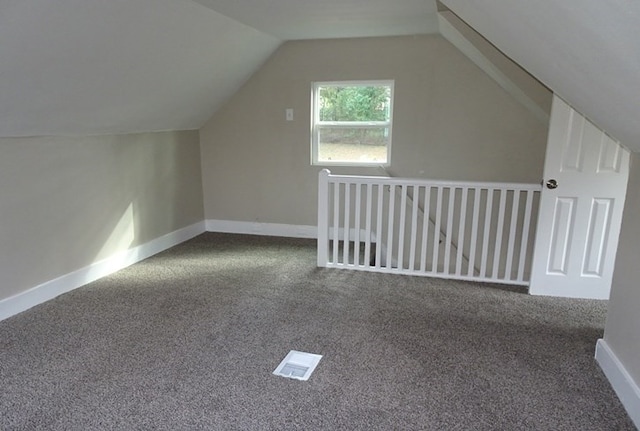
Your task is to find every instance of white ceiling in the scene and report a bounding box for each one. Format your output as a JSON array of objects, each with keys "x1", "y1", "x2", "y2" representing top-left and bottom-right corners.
[
  {"x1": 0, "y1": 0, "x2": 280, "y2": 137},
  {"x1": 440, "y1": 0, "x2": 640, "y2": 152},
  {"x1": 0, "y1": 0, "x2": 438, "y2": 138}
]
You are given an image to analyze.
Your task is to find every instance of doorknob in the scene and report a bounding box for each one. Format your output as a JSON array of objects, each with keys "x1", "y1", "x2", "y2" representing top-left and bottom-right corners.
[{"x1": 546, "y1": 179, "x2": 558, "y2": 189}]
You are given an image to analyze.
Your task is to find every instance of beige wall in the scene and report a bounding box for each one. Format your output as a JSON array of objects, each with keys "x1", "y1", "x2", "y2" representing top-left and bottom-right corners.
[
  {"x1": 200, "y1": 35, "x2": 548, "y2": 226},
  {"x1": 0, "y1": 131, "x2": 203, "y2": 301},
  {"x1": 604, "y1": 151, "x2": 640, "y2": 384},
  {"x1": 439, "y1": 10, "x2": 552, "y2": 117}
]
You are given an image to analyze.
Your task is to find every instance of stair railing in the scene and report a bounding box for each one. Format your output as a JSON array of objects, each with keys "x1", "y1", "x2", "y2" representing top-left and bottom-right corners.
[{"x1": 317, "y1": 169, "x2": 541, "y2": 286}]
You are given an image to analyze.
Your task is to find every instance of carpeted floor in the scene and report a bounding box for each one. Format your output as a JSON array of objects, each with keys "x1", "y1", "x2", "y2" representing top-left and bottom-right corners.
[{"x1": 0, "y1": 233, "x2": 635, "y2": 430}]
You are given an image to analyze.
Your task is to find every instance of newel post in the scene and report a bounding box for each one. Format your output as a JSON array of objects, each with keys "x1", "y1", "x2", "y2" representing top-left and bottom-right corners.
[{"x1": 317, "y1": 169, "x2": 331, "y2": 267}]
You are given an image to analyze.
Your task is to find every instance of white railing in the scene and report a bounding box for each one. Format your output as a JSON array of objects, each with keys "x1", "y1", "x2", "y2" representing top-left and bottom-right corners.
[{"x1": 317, "y1": 169, "x2": 541, "y2": 286}]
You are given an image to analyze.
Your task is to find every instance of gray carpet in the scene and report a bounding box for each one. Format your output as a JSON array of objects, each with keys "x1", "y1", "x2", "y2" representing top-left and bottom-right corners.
[{"x1": 0, "y1": 232, "x2": 635, "y2": 430}]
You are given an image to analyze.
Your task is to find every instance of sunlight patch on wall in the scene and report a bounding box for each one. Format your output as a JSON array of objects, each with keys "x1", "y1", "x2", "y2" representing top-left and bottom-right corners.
[{"x1": 86, "y1": 203, "x2": 137, "y2": 279}]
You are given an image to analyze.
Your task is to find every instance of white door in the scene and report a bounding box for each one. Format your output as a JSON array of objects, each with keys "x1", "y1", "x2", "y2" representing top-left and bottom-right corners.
[{"x1": 529, "y1": 96, "x2": 630, "y2": 299}]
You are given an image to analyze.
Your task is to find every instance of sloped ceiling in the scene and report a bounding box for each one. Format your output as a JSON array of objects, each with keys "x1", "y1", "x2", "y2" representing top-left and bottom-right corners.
[
  {"x1": 0, "y1": 0, "x2": 438, "y2": 138},
  {"x1": 0, "y1": 0, "x2": 280, "y2": 137},
  {"x1": 440, "y1": 0, "x2": 640, "y2": 152},
  {"x1": 3, "y1": 0, "x2": 638, "y2": 150}
]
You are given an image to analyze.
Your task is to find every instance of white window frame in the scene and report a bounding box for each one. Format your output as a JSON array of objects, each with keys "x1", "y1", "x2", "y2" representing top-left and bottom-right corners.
[{"x1": 311, "y1": 80, "x2": 394, "y2": 167}]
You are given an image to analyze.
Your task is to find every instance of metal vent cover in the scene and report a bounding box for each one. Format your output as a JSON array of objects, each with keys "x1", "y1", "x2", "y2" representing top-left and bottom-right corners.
[{"x1": 273, "y1": 350, "x2": 322, "y2": 381}]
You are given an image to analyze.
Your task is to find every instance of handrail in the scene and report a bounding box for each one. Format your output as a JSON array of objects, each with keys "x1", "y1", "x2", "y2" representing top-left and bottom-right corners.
[{"x1": 321, "y1": 169, "x2": 540, "y2": 191}]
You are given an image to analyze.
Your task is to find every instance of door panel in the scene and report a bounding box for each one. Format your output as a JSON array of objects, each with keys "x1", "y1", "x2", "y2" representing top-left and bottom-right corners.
[
  {"x1": 582, "y1": 198, "x2": 612, "y2": 276},
  {"x1": 562, "y1": 110, "x2": 585, "y2": 172},
  {"x1": 548, "y1": 197, "x2": 576, "y2": 275},
  {"x1": 598, "y1": 136, "x2": 623, "y2": 173}
]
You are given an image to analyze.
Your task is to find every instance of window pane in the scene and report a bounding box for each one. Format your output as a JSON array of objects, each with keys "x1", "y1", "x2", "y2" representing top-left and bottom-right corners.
[
  {"x1": 319, "y1": 86, "x2": 391, "y2": 122},
  {"x1": 318, "y1": 127, "x2": 389, "y2": 164}
]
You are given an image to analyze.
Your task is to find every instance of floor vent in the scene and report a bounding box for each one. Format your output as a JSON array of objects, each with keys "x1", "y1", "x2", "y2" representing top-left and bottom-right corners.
[{"x1": 273, "y1": 350, "x2": 322, "y2": 381}]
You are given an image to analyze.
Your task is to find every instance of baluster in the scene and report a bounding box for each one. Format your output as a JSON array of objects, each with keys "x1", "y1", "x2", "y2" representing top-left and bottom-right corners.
[
  {"x1": 409, "y1": 185, "x2": 419, "y2": 272},
  {"x1": 467, "y1": 188, "x2": 481, "y2": 277},
  {"x1": 432, "y1": 187, "x2": 443, "y2": 273},
  {"x1": 455, "y1": 187, "x2": 469, "y2": 276},
  {"x1": 420, "y1": 186, "x2": 431, "y2": 272},
  {"x1": 364, "y1": 183, "x2": 373, "y2": 268},
  {"x1": 518, "y1": 190, "x2": 536, "y2": 282},
  {"x1": 386, "y1": 185, "x2": 396, "y2": 270},
  {"x1": 505, "y1": 190, "x2": 521, "y2": 281},
  {"x1": 354, "y1": 183, "x2": 362, "y2": 266},
  {"x1": 375, "y1": 184, "x2": 384, "y2": 268},
  {"x1": 332, "y1": 181, "x2": 340, "y2": 265},
  {"x1": 343, "y1": 183, "x2": 351, "y2": 265},
  {"x1": 444, "y1": 187, "x2": 456, "y2": 275},
  {"x1": 480, "y1": 189, "x2": 494, "y2": 279},
  {"x1": 491, "y1": 189, "x2": 507, "y2": 280},
  {"x1": 397, "y1": 184, "x2": 407, "y2": 270}
]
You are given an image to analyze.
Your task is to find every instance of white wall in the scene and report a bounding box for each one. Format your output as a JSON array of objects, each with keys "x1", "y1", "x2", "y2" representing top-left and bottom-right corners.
[
  {"x1": 604, "y1": 153, "x2": 640, "y2": 372},
  {"x1": 200, "y1": 35, "x2": 549, "y2": 227},
  {"x1": 0, "y1": 131, "x2": 204, "y2": 303}
]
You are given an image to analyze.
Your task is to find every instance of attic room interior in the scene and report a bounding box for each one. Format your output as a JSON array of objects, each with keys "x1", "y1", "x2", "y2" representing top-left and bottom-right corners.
[{"x1": 1, "y1": 0, "x2": 639, "y2": 429}]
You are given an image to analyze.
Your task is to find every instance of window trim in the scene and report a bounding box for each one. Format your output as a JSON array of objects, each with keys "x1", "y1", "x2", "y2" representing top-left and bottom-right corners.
[{"x1": 311, "y1": 80, "x2": 394, "y2": 167}]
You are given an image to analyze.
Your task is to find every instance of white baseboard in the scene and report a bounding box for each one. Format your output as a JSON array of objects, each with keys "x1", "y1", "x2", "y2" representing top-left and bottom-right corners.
[
  {"x1": 206, "y1": 219, "x2": 317, "y2": 239},
  {"x1": 595, "y1": 339, "x2": 640, "y2": 428},
  {"x1": 0, "y1": 221, "x2": 205, "y2": 322}
]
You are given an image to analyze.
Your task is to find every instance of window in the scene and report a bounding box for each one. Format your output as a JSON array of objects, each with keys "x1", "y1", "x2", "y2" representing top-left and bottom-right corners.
[{"x1": 311, "y1": 80, "x2": 394, "y2": 166}]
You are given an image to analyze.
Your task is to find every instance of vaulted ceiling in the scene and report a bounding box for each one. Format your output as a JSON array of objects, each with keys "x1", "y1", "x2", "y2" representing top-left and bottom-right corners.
[
  {"x1": 0, "y1": 0, "x2": 280, "y2": 137},
  {"x1": 439, "y1": 0, "x2": 640, "y2": 152},
  {"x1": 0, "y1": 0, "x2": 437, "y2": 138},
  {"x1": 1, "y1": 0, "x2": 639, "y2": 154}
]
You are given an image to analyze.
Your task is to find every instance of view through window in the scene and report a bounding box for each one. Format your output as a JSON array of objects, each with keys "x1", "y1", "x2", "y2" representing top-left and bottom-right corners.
[{"x1": 311, "y1": 81, "x2": 394, "y2": 166}]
